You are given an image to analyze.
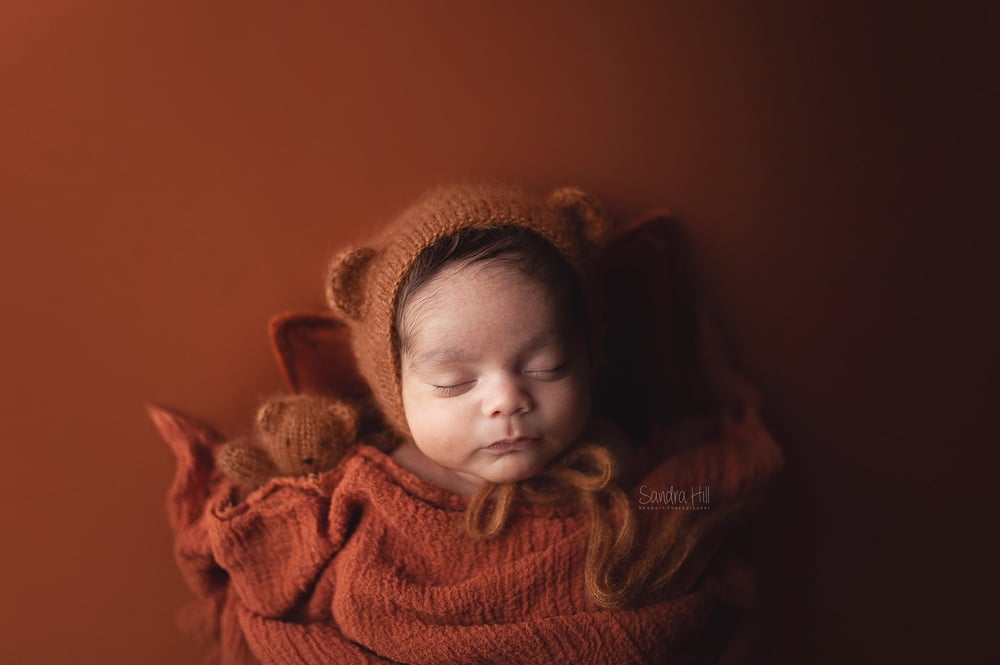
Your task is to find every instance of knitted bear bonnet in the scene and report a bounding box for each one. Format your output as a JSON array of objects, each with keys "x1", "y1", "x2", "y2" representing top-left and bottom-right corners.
[{"x1": 325, "y1": 183, "x2": 613, "y2": 437}]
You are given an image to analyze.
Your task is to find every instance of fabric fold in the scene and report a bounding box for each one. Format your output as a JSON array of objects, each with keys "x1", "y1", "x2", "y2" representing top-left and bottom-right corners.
[{"x1": 154, "y1": 410, "x2": 780, "y2": 664}]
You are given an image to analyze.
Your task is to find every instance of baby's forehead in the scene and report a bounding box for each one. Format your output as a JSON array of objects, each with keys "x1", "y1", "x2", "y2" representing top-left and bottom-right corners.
[
  {"x1": 401, "y1": 265, "x2": 576, "y2": 358},
  {"x1": 412, "y1": 258, "x2": 560, "y2": 302},
  {"x1": 402, "y1": 258, "x2": 557, "y2": 315}
]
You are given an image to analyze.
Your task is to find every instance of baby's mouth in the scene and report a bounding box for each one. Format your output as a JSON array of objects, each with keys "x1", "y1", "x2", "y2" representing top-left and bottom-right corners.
[{"x1": 485, "y1": 436, "x2": 541, "y2": 452}]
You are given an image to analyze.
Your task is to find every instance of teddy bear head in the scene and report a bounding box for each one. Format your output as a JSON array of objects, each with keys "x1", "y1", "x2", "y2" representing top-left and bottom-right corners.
[{"x1": 255, "y1": 393, "x2": 359, "y2": 476}]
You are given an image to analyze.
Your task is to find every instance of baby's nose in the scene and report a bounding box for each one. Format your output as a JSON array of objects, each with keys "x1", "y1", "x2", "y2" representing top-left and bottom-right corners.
[{"x1": 482, "y1": 374, "x2": 533, "y2": 417}]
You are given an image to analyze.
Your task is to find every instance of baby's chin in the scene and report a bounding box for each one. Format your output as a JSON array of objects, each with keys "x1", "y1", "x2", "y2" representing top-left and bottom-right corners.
[{"x1": 474, "y1": 447, "x2": 565, "y2": 485}]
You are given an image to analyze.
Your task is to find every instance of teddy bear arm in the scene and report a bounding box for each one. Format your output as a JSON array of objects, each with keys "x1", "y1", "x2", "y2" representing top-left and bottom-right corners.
[{"x1": 216, "y1": 439, "x2": 279, "y2": 488}]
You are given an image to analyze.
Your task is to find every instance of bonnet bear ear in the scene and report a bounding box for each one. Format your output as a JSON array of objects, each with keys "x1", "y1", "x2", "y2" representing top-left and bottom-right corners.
[
  {"x1": 545, "y1": 186, "x2": 613, "y2": 248},
  {"x1": 326, "y1": 246, "x2": 378, "y2": 321}
]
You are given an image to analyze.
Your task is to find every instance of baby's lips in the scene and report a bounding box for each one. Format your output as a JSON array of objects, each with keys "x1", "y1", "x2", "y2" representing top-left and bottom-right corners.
[{"x1": 485, "y1": 436, "x2": 542, "y2": 451}]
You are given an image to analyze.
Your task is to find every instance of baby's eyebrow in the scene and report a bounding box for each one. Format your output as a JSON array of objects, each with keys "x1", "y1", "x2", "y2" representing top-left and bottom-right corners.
[
  {"x1": 409, "y1": 348, "x2": 469, "y2": 369},
  {"x1": 407, "y1": 330, "x2": 566, "y2": 370}
]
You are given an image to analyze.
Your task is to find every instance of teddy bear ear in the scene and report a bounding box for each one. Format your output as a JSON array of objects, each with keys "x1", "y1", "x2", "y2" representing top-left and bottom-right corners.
[
  {"x1": 545, "y1": 186, "x2": 613, "y2": 248},
  {"x1": 325, "y1": 246, "x2": 378, "y2": 322},
  {"x1": 256, "y1": 398, "x2": 289, "y2": 433},
  {"x1": 327, "y1": 399, "x2": 359, "y2": 441}
]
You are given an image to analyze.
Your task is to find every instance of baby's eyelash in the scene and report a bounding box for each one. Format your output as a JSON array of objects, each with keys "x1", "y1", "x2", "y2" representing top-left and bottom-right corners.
[
  {"x1": 429, "y1": 363, "x2": 568, "y2": 394},
  {"x1": 431, "y1": 382, "x2": 472, "y2": 396},
  {"x1": 526, "y1": 362, "x2": 569, "y2": 379}
]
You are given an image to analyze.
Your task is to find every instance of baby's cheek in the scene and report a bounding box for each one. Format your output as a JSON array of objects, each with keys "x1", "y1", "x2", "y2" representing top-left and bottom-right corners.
[
  {"x1": 553, "y1": 380, "x2": 592, "y2": 440},
  {"x1": 404, "y1": 396, "x2": 451, "y2": 443}
]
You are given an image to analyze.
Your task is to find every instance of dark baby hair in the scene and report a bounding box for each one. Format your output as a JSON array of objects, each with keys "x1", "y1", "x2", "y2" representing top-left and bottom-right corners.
[{"x1": 392, "y1": 225, "x2": 590, "y2": 361}]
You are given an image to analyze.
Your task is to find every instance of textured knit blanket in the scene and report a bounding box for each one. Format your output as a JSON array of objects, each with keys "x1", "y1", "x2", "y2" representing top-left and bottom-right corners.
[{"x1": 151, "y1": 402, "x2": 780, "y2": 664}]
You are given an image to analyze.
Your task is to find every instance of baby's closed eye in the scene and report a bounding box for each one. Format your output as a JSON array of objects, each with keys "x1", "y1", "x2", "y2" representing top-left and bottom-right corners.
[
  {"x1": 525, "y1": 361, "x2": 570, "y2": 380},
  {"x1": 430, "y1": 380, "x2": 476, "y2": 396}
]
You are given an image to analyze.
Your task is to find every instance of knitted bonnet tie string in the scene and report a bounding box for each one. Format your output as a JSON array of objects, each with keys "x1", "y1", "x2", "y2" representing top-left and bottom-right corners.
[
  {"x1": 462, "y1": 444, "x2": 641, "y2": 604},
  {"x1": 465, "y1": 482, "x2": 517, "y2": 540},
  {"x1": 465, "y1": 443, "x2": 617, "y2": 540}
]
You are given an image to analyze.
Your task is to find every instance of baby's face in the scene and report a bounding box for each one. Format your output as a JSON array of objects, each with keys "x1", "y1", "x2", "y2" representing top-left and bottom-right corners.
[{"x1": 399, "y1": 260, "x2": 591, "y2": 494}]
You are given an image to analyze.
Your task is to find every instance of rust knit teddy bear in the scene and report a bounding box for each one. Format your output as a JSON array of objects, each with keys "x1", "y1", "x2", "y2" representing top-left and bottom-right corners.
[{"x1": 216, "y1": 393, "x2": 359, "y2": 489}]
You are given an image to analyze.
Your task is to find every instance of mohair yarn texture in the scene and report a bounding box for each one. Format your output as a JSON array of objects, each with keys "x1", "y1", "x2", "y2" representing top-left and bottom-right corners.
[
  {"x1": 215, "y1": 394, "x2": 360, "y2": 489},
  {"x1": 325, "y1": 183, "x2": 612, "y2": 436}
]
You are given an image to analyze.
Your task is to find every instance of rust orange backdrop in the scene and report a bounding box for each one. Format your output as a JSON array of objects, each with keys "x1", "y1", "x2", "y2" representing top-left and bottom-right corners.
[{"x1": 1, "y1": 1, "x2": 995, "y2": 663}]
